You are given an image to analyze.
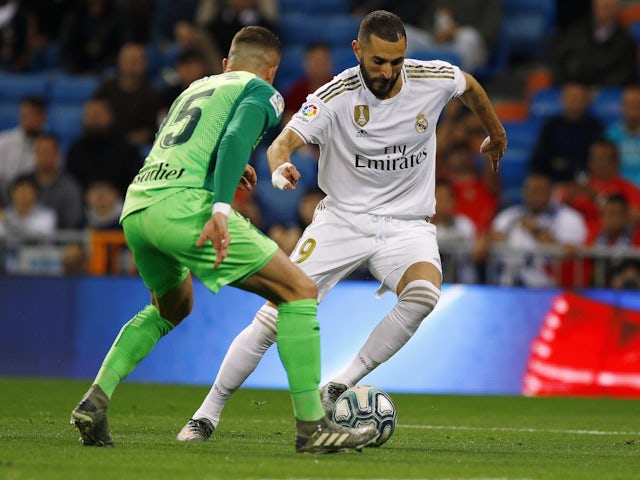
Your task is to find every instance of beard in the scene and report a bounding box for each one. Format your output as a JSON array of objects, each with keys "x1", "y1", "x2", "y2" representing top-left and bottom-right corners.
[{"x1": 360, "y1": 64, "x2": 401, "y2": 99}]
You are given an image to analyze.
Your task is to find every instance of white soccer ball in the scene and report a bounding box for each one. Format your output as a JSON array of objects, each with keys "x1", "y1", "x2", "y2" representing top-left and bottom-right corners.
[{"x1": 332, "y1": 385, "x2": 397, "y2": 447}]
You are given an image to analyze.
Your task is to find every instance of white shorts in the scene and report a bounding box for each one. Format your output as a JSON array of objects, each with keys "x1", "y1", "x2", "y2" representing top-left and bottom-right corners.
[{"x1": 289, "y1": 199, "x2": 442, "y2": 302}]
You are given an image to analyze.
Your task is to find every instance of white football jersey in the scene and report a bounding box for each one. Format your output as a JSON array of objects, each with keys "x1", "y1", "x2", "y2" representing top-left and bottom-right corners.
[{"x1": 286, "y1": 59, "x2": 466, "y2": 219}]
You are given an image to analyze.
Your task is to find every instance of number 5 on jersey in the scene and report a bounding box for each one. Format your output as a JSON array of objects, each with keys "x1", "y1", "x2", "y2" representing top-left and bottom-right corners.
[{"x1": 159, "y1": 89, "x2": 215, "y2": 148}]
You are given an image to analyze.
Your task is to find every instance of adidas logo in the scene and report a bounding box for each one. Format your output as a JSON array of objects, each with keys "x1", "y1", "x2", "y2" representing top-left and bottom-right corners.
[
  {"x1": 355, "y1": 129, "x2": 370, "y2": 137},
  {"x1": 309, "y1": 432, "x2": 351, "y2": 447}
]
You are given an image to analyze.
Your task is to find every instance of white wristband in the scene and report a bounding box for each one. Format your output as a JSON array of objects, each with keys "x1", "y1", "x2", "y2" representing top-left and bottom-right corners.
[
  {"x1": 271, "y1": 162, "x2": 294, "y2": 190},
  {"x1": 212, "y1": 202, "x2": 231, "y2": 217}
]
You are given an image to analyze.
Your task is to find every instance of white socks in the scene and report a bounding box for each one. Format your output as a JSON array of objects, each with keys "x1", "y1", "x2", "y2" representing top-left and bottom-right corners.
[
  {"x1": 191, "y1": 280, "x2": 440, "y2": 426},
  {"x1": 331, "y1": 280, "x2": 440, "y2": 387},
  {"x1": 192, "y1": 304, "x2": 277, "y2": 426}
]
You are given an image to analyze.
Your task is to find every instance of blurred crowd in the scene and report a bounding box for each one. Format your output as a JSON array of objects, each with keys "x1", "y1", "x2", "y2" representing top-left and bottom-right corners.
[{"x1": 0, "y1": 0, "x2": 640, "y2": 289}]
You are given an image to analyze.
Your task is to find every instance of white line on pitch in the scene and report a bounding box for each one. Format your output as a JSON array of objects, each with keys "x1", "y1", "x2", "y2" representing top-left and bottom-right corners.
[{"x1": 402, "y1": 424, "x2": 640, "y2": 436}]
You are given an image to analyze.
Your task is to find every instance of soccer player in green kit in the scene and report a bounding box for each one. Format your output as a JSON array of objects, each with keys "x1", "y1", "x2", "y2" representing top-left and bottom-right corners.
[{"x1": 70, "y1": 26, "x2": 378, "y2": 454}]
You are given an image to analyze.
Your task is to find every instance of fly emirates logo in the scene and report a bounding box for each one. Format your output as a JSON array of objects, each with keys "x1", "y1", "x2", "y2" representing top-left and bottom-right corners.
[{"x1": 354, "y1": 145, "x2": 428, "y2": 171}]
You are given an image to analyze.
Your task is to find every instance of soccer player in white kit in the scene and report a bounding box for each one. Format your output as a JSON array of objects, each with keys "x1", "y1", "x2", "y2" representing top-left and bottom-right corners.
[{"x1": 178, "y1": 10, "x2": 507, "y2": 441}]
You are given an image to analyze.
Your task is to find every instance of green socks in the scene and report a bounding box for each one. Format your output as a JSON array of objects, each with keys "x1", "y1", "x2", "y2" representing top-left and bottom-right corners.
[
  {"x1": 94, "y1": 305, "x2": 174, "y2": 398},
  {"x1": 276, "y1": 299, "x2": 325, "y2": 422}
]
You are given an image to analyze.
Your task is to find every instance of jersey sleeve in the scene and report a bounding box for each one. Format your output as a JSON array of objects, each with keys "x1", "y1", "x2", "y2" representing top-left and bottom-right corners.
[
  {"x1": 437, "y1": 60, "x2": 467, "y2": 100},
  {"x1": 213, "y1": 102, "x2": 269, "y2": 205},
  {"x1": 282, "y1": 95, "x2": 334, "y2": 145},
  {"x1": 242, "y1": 78, "x2": 284, "y2": 130},
  {"x1": 212, "y1": 80, "x2": 283, "y2": 205}
]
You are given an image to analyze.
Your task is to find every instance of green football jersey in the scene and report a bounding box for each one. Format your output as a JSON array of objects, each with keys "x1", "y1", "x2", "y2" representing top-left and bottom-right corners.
[{"x1": 121, "y1": 71, "x2": 284, "y2": 220}]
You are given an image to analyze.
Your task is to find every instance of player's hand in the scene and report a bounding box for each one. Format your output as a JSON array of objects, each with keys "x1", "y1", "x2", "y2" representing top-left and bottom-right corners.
[
  {"x1": 271, "y1": 162, "x2": 301, "y2": 190},
  {"x1": 480, "y1": 134, "x2": 507, "y2": 173},
  {"x1": 238, "y1": 165, "x2": 257, "y2": 192},
  {"x1": 195, "y1": 212, "x2": 230, "y2": 269}
]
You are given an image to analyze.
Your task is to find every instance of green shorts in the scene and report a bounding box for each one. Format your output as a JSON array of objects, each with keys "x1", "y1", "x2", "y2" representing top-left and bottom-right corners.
[{"x1": 122, "y1": 189, "x2": 278, "y2": 297}]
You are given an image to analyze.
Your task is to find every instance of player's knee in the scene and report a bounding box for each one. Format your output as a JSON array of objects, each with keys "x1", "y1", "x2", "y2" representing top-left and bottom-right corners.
[
  {"x1": 397, "y1": 279, "x2": 440, "y2": 329},
  {"x1": 155, "y1": 294, "x2": 193, "y2": 326}
]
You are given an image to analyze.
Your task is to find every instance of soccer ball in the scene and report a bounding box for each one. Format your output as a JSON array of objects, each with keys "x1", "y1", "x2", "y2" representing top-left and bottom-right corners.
[{"x1": 332, "y1": 385, "x2": 397, "y2": 447}]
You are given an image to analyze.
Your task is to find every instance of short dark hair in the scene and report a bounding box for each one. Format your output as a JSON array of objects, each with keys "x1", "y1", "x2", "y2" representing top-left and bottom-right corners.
[
  {"x1": 305, "y1": 42, "x2": 330, "y2": 54},
  {"x1": 604, "y1": 193, "x2": 630, "y2": 209},
  {"x1": 10, "y1": 173, "x2": 39, "y2": 194},
  {"x1": 36, "y1": 132, "x2": 60, "y2": 147},
  {"x1": 358, "y1": 10, "x2": 406, "y2": 44},
  {"x1": 176, "y1": 48, "x2": 205, "y2": 65},
  {"x1": 20, "y1": 95, "x2": 46, "y2": 111},
  {"x1": 231, "y1": 26, "x2": 281, "y2": 55}
]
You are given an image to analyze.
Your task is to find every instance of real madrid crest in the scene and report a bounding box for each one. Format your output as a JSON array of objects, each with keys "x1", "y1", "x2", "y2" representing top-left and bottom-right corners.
[
  {"x1": 354, "y1": 105, "x2": 370, "y2": 127},
  {"x1": 415, "y1": 113, "x2": 428, "y2": 133}
]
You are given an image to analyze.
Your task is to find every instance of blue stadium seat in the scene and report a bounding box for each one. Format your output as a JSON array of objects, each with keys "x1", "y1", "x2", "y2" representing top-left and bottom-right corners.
[
  {"x1": 323, "y1": 15, "x2": 360, "y2": 46},
  {"x1": 0, "y1": 103, "x2": 20, "y2": 131},
  {"x1": 47, "y1": 104, "x2": 84, "y2": 145},
  {"x1": 502, "y1": 119, "x2": 542, "y2": 151},
  {"x1": 279, "y1": 0, "x2": 348, "y2": 15},
  {"x1": 275, "y1": 45, "x2": 305, "y2": 95},
  {"x1": 503, "y1": 0, "x2": 555, "y2": 57},
  {"x1": 49, "y1": 75, "x2": 99, "y2": 105},
  {"x1": 473, "y1": 24, "x2": 510, "y2": 80},
  {"x1": 590, "y1": 88, "x2": 623, "y2": 124},
  {"x1": 629, "y1": 21, "x2": 640, "y2": 44},
  {"x1": 499, "y1": 147, "x2": 529, "y2": 207},
  {"x1": 409, "y1": 47, "x2": 461, "y2": 66},
  {"x1": 529, "y1": 87, "x2": 562, "y2": 119},
  {"x1": 29, "y1": 43, "x2": 61, "y2": 72},
  {"x1": 278, "y1": 13, "x2": 328, "y2": 46},
  {"x1": 332, "y1": 46, "x2": 356, "y2": 73},
  {"x1": 278, "y1": 14, "x2": 359, "y2": 47},
  {"x1": 0, "y1": 73, "x2": 50, "y2": 103}
]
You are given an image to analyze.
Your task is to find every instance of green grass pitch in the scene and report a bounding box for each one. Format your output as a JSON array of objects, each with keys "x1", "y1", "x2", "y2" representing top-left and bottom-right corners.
[{"x1": 1, "y1": 377, "x2": 638, "y2": 479}]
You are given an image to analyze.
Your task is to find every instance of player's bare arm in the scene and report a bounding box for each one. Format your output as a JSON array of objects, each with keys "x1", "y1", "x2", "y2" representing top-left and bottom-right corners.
[
  {"x1": 266, "y1": 128, "x2": 305, "y2": 190},
  {"x1": 459, "y1": 72, "x2": 507, "y2": 172},
  {"x1": 238, "y1": 164, "x2": 257, "y2": 191}
]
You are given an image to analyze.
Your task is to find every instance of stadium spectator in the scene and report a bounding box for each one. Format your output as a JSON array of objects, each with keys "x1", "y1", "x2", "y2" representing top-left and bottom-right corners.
[
  {"x1": 555, "y1": 0, "x2": 592, "y2": 30},
  {"x1": 198, "y1": 0, "x2": 277, "y2": 66},
  {"x1": 609, "y1": 258, "x2": 640, "y2": 289},
  {"x1": 160, "y1": 48, "x2": 209, "y2": 115},
  {"x1": 349, "y1": 0, "x2": 425, "y2": 27},
  {"x1": 440, "y1": 142, "x2": 499, "y2": 234},
  {"x1": 149, "y1": 0, "x2": 200, "y2": 44},
  {"x1": 268, "y1": 186, "x2": 325, "y2": 256},
  {"x1": 0, "y1": 174, "x2": 56, "y2": 237},
  {"x1": 27, "y1": 133, "x2": 83, "y2": 230},
  {"x1": 432, "y1": 180, "x2": 480, "y2": 283},
  {"x1": 489, "y1": 173, "x2": 588, "y2": 287},
  {"x1": 605, "y1": 84, "x2": 640, "y2": 186},
  {"x1": 435, "y1": 100, "x2": 489, "y2": 160},
  {"x1": 556, "y1": 139, "x2": 640, "y2": 240},
  {"x1": 66, "y1": 97, "x2": 142, "y2": 197},
  {"x1": 410, "y1": 0, "x2": 501, "y2": 73},
  {"x1": 528, "y1": 82, "x2": 603, "y2": 184},
  {"x1": 0, "y1": 0, "x2": 32, "y2": 71},
  {"x1": 83, "y1": 180, "x2": 124, "y2": 230},
  {"x1": 590, "y1": 194, "x2": 640, "y2": 287},
  {"x1": 58, "y1": 0, "x2": 131, "y2": 74},
  {"x1": 70, "y1": 25, "x2": 376, "y2": 453},
  {"x1": 283, "y1": 43, "x2": 334, "y2": 124},
  {"x1": 178, "y1": 11, "x2": 507, "y2": 440},
  {"x1": 0, "y1": 96, "x2": 47, "y2": 206},
  {"x1": 94, "y1": 42, "x2": 162, "y2": 147},
  {"x1": 591, "y1": 193, "x2": 640, "y2": 247},
  {"x1": 549, "y1": 0, "x2": 638, "y2": 87},
  {"x1": 26, "y1": 0, "x2": 75, "y2": 45}
]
